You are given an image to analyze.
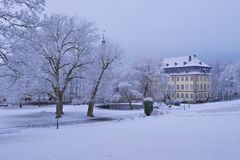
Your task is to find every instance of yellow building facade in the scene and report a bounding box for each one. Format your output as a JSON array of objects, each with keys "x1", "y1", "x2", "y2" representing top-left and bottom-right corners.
[{"x1": 163, "y1": 55, "x2": 211, "y2": 103}]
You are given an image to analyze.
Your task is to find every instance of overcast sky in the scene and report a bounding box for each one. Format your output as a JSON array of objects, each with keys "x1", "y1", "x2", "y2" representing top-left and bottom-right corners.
[{"x1": 46, "y1": 0, "x2": 240, "y2": 65}]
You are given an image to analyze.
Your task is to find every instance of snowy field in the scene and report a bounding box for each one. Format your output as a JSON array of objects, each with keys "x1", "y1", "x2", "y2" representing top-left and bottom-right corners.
[{"x1": 0, "y1": 100, "x2": 240, "y2": 160}]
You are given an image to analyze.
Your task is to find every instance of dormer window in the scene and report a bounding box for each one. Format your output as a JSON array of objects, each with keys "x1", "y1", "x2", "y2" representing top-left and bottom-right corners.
[
  {"x1": 166, "y1": 64, "x2": 169, "y2": 66},
  {"x1": 199, "y1": 62, "x2": 202, "y2": 65},
  {"x1": 175, "y1": 62, "x2": 178, "y2": 66},
  {"x1": 203, "y1": 68, "x2": 207, "y2": 73},
  {"x1": 183, "y1": 62, "x2": 187, "y2": 65}
]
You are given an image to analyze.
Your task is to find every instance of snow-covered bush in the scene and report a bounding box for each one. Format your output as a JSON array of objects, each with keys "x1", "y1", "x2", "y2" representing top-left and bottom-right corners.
[{"x1": 143, "y1": 97, "x2": 153, "y2": 116}]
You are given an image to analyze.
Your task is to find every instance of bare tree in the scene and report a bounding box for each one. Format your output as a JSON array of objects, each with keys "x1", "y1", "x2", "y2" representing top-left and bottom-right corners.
[
  {"x1": 29, "y1": 15, "x2": 98, "y2": 118},
  {"x1": 87, "y1": 38, "x2": 122, "y2": 117}
]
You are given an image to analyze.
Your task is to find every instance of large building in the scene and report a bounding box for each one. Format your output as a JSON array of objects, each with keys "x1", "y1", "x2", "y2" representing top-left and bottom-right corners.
[{"x1": 163, "y1": 55, "x2": 211, "y2": 103}]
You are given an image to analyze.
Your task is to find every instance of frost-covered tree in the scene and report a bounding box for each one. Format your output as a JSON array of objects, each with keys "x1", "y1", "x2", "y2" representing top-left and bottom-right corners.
[
  {"x1": 0, "y1": 0, "x2": 45, "y2": 74},
  {"x1": 0, "y1": 0, "x2": 45, "y2": 31},
  {"x1": 118, "y1": 80, "x2": 142, "y2": 109},
  {"x1": 95, "y1": 71, "x2": 116, "y2": 103},
  {"x1": 210, "y1": 61, "x2": 227, "y2": 99},
  {"x1": 87, "y1": 37, "x2": 122, "y2": 117},
  {"x1": 132, "y1": 58, "x2": 169, "y2": 100},
  {"x1": 219, "y1": 62, "x2": 240, "y2": 99},
  {"x1": 151, "y1": 73, "x2": 170, "y2": 102},
  {"x1": 28, "y1": 15, "x2": 98, "y2": 118},
  {"x1": 0, "y1": 32, "x2": 49, "y2": 107},
  {"x1": 111, "y1": 65, "x2": 142, "y2": 108},
  {"x1": 0, "y1": 0, "x2": 45, "y2": 105}
]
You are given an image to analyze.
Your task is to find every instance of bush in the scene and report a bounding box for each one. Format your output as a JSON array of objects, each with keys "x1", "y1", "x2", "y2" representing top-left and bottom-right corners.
[{"x1": 143, "y1": 97, "x2": 153, "y2": 116}]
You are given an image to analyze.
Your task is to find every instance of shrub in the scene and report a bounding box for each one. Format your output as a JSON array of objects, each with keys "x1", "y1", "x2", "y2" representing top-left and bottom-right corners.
[{"x1": 143, "y1": 97, "x2": 153, "y2": 116}]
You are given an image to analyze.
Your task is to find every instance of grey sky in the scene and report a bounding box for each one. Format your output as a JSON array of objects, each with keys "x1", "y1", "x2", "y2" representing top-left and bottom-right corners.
[{"x1": 46, "y1": 0, "x2": 240, "y2": 65}]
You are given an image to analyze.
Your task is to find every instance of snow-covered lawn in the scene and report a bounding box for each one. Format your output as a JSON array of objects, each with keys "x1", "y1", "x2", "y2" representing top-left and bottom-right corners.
[
  {"x1": 0, "y1": 100, "x2": 240, "y2": 160},
  {"x1": 0, "y1": 104, "x2": 143, "y2": 132}
]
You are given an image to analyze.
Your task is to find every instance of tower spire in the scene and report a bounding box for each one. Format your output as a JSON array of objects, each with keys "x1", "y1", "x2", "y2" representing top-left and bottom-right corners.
[{"x1": 102, "y1": 30, "x2": 106, "y2": 45}]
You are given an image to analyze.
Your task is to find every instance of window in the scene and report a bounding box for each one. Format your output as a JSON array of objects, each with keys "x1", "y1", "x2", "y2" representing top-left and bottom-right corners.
[
  {"x1": 200, "y1": 84, "x2": 203, "y2": 90},
  {"x1": 185, "y1": 85, "x2": 189, "y2": 91},
  {"x1": 190, "y1": 94, "x2": 194, "y2": 99},
  {"x1": 204, "y1": 76, "x2": 207, "y2": 81},
  {"x1": 204, "y1": 84, "x2": 207, "y2": 90},
  {"x1": 190, "y1": 76, "x2": 193, "y2": 81},
  {"x1": 172, "y1": 93, "x2": 175, "y2": 98},
  {"x1": 177, "y1": 77, "x2": 180, "y2": 81},
  {"x1": 177, "y1": 85, "x2": 180, "y2": 90},
  {"x1": 181, "y1": 93, "x2": 184, "y2": 98},
  {"x1": 190, "y1": 85, "x2": 193, "y2": 90},
  {"x1": 186, "y1": 76, "x2": 189, "y2": 81},
  {"x1": 197, "y1": 84, "x2": 200, "y2": 90},
  {"x1": 185, "y1": 94, "x2": 189, "y2": 98},
  {"x1": 181, "y1": 76, "x2": 184, "y2": 81},
  {"x1": 172, "y1": 76, "x2": 175, "y2": 81},
  {"x1": 200, "y1": 76, "x2": 203, "y2": 81},
  {"x1": 197, "y1": 94, "x2": 201, "y2": 98},
  {"x1": 204, "y1": 93, "x2": 207, "y2": 98},
  {"x1": 181, "y1": 85, "x2": 184, "y2": 90}
]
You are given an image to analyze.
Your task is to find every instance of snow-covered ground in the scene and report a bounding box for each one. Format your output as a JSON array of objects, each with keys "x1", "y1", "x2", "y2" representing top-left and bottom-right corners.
[
  {"x1": 0, "y1": 104, "x2": 144, "y2": 134},
  {"x1": 0, "y1": 100, "x2": 240, "y2": 160}
]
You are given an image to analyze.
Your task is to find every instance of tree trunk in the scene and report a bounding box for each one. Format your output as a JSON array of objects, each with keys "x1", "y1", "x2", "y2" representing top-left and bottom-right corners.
[
  {"x1": 87, "y1": 101, "x2": 94, "y2": 117},
  {"x1": 143, "y1": 84, "x2": 148, "y2": 98},
  {"x1": 128, "y1": 95, "x2": 133, "y2": 110},
  {"x1": 129, "y1": 101, "x2": 133, "y2": 110},
  {"x1": 56, "y1": 92, "x2": 64, "y2": 118},
  {"x1": 87, "y1": 68, "x2": 105, "y2": 117},
  {"x1": 38, "y1": 95, "x2": 41, "y2": 107}
]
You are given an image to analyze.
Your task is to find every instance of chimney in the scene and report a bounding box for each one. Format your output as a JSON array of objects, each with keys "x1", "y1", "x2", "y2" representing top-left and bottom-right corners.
[{"x1": 189, "y1": 56, "x2": 192, "y2": 62}]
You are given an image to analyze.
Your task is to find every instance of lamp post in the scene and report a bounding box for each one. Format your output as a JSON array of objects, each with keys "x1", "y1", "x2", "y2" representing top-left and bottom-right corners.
[
  {"x1": 183, "y1": 96, "x2": 186, "y2": 111},
  {"x1": 56, "y1": 118, "x2": 59, "y2": 129}
]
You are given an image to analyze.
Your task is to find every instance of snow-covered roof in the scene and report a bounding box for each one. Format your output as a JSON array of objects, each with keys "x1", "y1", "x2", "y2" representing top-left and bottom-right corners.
[
  {"x1": 167, "y1": 72, "x2": 212, "y2": 76},
  {"x1": 163, "y1": 55, "x2": 210, "y2": 69}
]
